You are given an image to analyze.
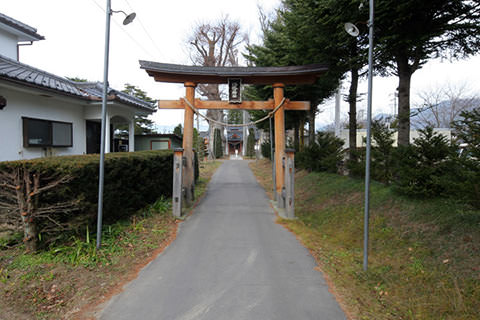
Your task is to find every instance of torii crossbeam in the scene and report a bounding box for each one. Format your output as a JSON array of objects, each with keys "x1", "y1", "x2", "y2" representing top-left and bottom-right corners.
[{"x1": 140, "y1": 61, "x2": 328, "y2": 216}]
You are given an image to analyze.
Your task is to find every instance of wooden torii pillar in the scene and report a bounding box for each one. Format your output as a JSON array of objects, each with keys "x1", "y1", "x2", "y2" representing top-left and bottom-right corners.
[
  {"x1": 183, "y1": 82, "x2": 196, "y2": 205},
  {"x1": 273, "y1": 83, "x2": 285, "y2": 205},
  {"x1": 140, "y1": 61, "x2": 328, "y2": 214}
]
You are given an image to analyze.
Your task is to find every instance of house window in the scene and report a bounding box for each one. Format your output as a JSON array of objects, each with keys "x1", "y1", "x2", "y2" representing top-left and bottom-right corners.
[
  {"x1": 151, "y1": 140, "x2": 170, "y2": 150},
  {"x1": 22, "y1": 117, "x2": 73, "y2": 147}
]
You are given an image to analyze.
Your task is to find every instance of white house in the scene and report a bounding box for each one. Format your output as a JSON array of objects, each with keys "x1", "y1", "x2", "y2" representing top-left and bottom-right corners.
[
  {"x1": 338, "y1": 128, "x2": 452, "y2": 149},
  {"x1": 0, "y1": 12, "x2": 155, "y2": 162}
]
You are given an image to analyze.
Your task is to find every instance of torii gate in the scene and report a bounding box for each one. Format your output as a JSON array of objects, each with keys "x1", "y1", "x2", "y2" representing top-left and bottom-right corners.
[{"x1": 140, "y1": 61, "x2": 328, "y2": 218}]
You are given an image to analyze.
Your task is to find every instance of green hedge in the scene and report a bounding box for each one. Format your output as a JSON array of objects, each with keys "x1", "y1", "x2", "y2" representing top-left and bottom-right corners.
[
  {"x1": 261, "y1": 140, "x2": 272, "y2": 159},
  {"x1": 214, "y1": 128, "x2": 223, "y2": 158},
  {"x1": 246, "y1": 128, "x2": 256, "y2": 157},
  {"x1": 0, "y1": 150, "x2": 173, "y2": 245},
  {"x1": 194, "y1": 150, "x2": 199, "y2": 182}
]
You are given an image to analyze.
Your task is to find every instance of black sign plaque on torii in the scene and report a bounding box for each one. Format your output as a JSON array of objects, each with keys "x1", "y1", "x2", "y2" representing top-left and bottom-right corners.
[{"x1": 228, "y1": 78, "x2": 242, "y2": 104}]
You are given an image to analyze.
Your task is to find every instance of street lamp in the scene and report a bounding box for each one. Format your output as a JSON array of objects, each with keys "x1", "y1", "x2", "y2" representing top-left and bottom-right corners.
[
  {"x1": 345, "y1": 0, "x2": 374, "y2": 271},
  {"x1": 97, "y1": 0, "x2": 136, "y2": 249}
]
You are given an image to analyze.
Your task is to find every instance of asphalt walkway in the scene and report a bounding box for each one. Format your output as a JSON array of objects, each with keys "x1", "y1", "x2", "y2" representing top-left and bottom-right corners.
[{"x1": 97, "y1": 160, "x2": 346, "y2": 320}]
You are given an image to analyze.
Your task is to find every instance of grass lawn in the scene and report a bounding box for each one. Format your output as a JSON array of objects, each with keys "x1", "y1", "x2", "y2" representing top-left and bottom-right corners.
[
  {"x1": 250, "y1": 159, "x2": 480, "y2": 320},
  {"x1": 0, "y1": 160, "x2": 221, "y2": 320}
]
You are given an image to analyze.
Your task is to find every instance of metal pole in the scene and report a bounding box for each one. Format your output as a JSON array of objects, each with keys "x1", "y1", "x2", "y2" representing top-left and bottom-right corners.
[
  {"x1": 96, "y1": 0, "x2": 112, "y2": 249},
  {"x1": 225, "y1": 124, "x2": 228, "y2": 156},
  {"x1": 334, "y1": 88, "x2": 341, "y2": 137},
  {"x1": 363, "y1": 0, "x2": 374, "y2": 271},
  {"x1": 243, "y1": 111, "x2": 247, "y2": 156},
  {"x1": 284, "y1": 149, "x2": 295, "y2": 218},
  {"x1": 269, "y1": 117, "x2": 276, "y2": 200}
]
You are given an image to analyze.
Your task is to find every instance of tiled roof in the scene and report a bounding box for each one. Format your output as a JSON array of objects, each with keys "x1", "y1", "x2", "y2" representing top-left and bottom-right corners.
[
  {"x1": 227, "y1": 127, "x2": 260, "y2": 141},
  {"x1": 140, "y1": 61, "x2": 329, "y2": 85},
  {"x1": 76, "y1": 82, "x2": 156, "y2": 111},
  {"x1": 0, "y1": 13, "x2": 44, "y2": 41},
  {"x1": 140, "y1": 61, "x2": 329, "y2": 77},
  {"x1": 0, "y1": 54, "x2": 85, "y2": 96},
  {"x1": 0, "y1": 54, "x2": 155, "y2": 111}
]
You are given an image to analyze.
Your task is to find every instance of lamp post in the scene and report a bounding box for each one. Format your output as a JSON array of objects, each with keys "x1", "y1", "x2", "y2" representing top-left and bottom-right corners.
[
  {"x1": 345, "y1": 0, "x2": 374, "y2": 271},
  {"x1": 96, "y1": 0, "x2": 136, "y2": 249},
  {"x1": 363, "y1": 0, "x2": 374, "y2": 272}
]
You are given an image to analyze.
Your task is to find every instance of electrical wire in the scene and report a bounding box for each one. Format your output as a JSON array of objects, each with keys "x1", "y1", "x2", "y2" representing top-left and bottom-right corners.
[
  {"x1": 89, "y1": 0, "x2": 157, "y2": 60},
  {"x1": 123, "y1": 0, "x2": 165, "y2": 60},
  {"x1": 90, "y1": 0, "x2": 105, "y2": 12}
]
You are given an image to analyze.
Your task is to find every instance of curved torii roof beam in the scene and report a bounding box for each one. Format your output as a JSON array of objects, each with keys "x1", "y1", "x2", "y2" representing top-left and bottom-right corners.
[{"x1": 139, "y1": 61, "x2": 329, "y2": 85}]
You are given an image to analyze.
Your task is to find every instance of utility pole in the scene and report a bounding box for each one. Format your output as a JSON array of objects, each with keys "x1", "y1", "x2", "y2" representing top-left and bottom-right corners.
[
  {"x1": 363, "y1": 0, "x2": 375, "y2": 272},
  {"x1": 334, "y1": 89, "x2": 341, "y2": 137}
]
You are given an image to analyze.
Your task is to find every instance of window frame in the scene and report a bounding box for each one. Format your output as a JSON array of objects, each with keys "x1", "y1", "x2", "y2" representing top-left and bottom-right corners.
[
  {"x1": 22, "y1": 117, "x2": 73, "y2": 148},
  {"x1": 150, "y1": 139, "x2": 171, "y2": 150}
]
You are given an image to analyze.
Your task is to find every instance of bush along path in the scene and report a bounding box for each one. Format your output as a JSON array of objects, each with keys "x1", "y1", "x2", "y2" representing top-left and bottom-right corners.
[
  {"x1": 0, "y1": 160, "x2": 220, "y2": 320},
  {"x1": 0, "y1": 150, "x2": 175, "y2": 252},
  {"x1": 249, "y1": 160, "x2": 480, "y2": 320}
]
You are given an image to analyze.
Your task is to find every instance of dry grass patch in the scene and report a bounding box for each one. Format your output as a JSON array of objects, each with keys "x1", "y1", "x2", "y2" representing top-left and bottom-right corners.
[
  {"x1": 250, "y1": 159, "x2": 480, "y2": 320},
  {"x1": 0, "y1": 160, "x2": 221, "y2": 320}
]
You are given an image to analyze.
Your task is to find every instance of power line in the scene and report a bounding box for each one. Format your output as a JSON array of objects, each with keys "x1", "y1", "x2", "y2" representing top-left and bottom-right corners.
[
  {"x1": 123, "y1": 0, "x2": 165, "y2": 60},
  {"x1": 112, "y1": 20, "x2": 157, "y2": 60},
  {"x1": 90, "y1": 0, "x2": 104, "y2": 12},
  {"x1": 89, "y1": 0, "x2": 157, "y2": 60}
]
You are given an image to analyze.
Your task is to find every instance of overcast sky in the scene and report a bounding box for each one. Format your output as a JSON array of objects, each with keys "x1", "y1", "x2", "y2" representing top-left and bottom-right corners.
[{"x1": 3, "y1": 0, "x2": 480, "y2": 132}]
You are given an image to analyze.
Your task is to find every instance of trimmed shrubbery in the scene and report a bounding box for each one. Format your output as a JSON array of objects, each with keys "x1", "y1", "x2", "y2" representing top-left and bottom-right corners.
[
  {"x1": 214, "y1": 128, "x2": 223, "y2": 159},
  {"x1": 0, "y1": 150, "x2": 173, "y2": 250},
  {"x1": 296, "y1": 132, "x2": 344, "y2": 173},
  {"x1": 295, "y1": 107, "x2": 480, "y2": 209},
  {"x1": 393, "y1": 127, "x2": 455, "y2": 197},
  {"x1": 451, "y1": 108, "x2": 480, "y2": 208},
  {"x1": 261, "y1": 140, "x2": 272, "y2": 159},
  {"x1": 194, "y1": 150, "x2": 199, "y2": 182},
  {"x1": 370, "y1": 121, "x2": 396, "y2": 184},
  {"x1": 246, "y1": 128, "x2": 256, "y2": 157}
]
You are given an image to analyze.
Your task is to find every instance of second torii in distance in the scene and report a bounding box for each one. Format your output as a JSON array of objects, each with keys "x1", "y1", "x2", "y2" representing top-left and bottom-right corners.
[{"x1": 140, "y1": 61, "x2": 328, "y2": 211}]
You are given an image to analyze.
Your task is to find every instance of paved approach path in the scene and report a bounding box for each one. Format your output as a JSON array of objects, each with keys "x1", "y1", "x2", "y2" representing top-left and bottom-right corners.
[{"x1": 98, "y1": 161, "x2": 346, "y2": 320}]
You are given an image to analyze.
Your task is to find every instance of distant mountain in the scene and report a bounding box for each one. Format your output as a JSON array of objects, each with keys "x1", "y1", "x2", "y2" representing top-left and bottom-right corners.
[
  {"x1": 373, "y1": 113, "x2": 396, "y2": 122},
  {"x1": 317, "y1": 99, "x2": 479, "y2": 132},
  {"x1": 411, "y1": 98, "x2": 479, "y2": 129}
]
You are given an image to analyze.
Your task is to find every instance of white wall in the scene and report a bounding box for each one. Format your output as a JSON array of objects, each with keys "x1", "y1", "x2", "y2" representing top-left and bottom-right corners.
[
  {"x1": 339, "y1": 128, "x2": 452, "y2": 149},
  {"x1": 0, "y1": 28, "x2": 18, "y2": 60},
  {"x1": 84, "y1": 103, "x2": 135, "y2": 122},
  {"x1": 0, "y1": 87, "x2": 86, "y2": 161}
]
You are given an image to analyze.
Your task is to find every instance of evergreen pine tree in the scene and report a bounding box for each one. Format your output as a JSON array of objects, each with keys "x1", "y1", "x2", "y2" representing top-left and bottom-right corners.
[
  {"x1": 173, "y1": 124, "x2": 183, "y2": 138},
  {"x1": 393, "y1": 127, "x2": 453, "y2": 197},
  {"x1": 371, "y1": 121, "x2": 396, "y2": 184},
  {"x1": 246, "y1": 128, "x2": 256, "y2": 157},
  {"x1": 214, "y1": 128, "x2": 223, "y2": 159}
]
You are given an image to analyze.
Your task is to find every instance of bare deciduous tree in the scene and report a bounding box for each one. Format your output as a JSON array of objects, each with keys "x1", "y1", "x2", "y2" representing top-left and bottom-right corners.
[
  {"x1": 187, "y1": 17, "x2": 247, "y2": 159},
  {"x1": 0, "y1": 166, "x2": 78, "y2": 251},
  {"x1": 412, "y1": 83, "x2": 479, "y2": 129}
]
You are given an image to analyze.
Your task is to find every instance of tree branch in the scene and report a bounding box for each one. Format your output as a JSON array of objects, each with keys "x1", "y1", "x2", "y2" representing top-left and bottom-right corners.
[{"x1": 29, "y1": 175, "x2": 73, "y2": 197}]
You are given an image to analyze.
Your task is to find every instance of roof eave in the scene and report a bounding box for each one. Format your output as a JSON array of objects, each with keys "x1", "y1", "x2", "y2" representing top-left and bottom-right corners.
[
  {"x1": 0, "y1": 22, "x2": 44, "y2": 41},
  {"x1": 140, "y1": 61, "x2": 328, "y2": 85},
  {"x1": 87, "y1": 94, "x2": 156, "y2": 113},
  {"x1": 0, "y1": 77, "x2": 89, "y2": 100}
]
